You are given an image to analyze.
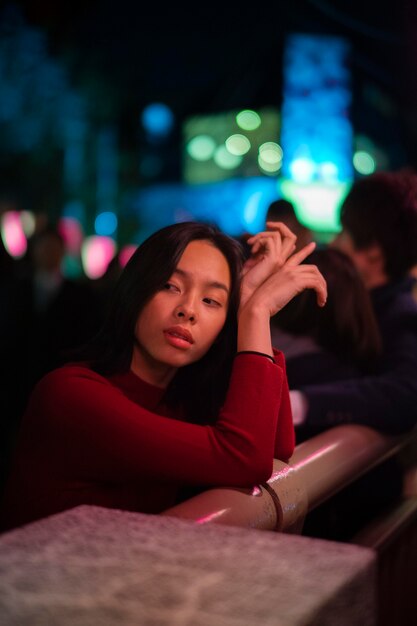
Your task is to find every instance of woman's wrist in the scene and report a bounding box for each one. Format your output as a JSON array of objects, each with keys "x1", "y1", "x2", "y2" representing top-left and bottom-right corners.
[
  {"x1": 237, "y1": 297, "x2": 270, "y2": 323},
  {"x1": 237, "y1": 303, "x2": 273, "y2": 356},
  {"x1": 236, "y1": 350, "x2": 275, "y2": 363}
]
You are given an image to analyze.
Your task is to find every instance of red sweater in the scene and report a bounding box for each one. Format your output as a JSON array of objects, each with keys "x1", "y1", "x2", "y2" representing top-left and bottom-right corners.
[{"x1": 0, "y1": 351, "x2": 294, "y2": 530}]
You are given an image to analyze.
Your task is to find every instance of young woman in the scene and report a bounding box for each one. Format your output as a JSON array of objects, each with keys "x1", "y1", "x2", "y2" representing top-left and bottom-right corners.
[{"x1": 0, "y1": 221, "x2": 326, "y2": 531}]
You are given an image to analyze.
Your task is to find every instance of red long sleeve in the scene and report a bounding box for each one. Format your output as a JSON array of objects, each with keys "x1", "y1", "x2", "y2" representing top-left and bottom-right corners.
[
  {"x1": 273, "y1": 349, "x2": 296, "y2": 461},
  {"x1": 0, "y1": 353, "x2": 294, "y2": 530}
]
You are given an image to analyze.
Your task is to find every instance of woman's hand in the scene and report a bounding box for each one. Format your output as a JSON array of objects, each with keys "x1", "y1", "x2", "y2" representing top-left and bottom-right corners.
[
  {"x1": 240, "y1": 222, "x2": 314, "y2": 309},
  {"x1": 245, "y1": 242, "x2": 327, "y2": 317},
  {"x1": 236, "y1": 228, "x2": 326, "y2": 357}
]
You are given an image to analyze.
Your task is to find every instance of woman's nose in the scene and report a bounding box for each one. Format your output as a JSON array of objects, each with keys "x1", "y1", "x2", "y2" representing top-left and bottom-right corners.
[{"x1": 174, "y1": 304, "x2": 196, "y2": 323}]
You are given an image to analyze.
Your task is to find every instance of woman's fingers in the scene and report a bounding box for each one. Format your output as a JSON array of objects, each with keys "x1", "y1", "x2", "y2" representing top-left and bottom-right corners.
[
  {"x1": 291, "y1": 265, "x2": 327, "y2": 307},
  {"x1": 247, "y1": 222, "x2": 296, "y2": 248},
  {"x1": 285, "y1": 241, "x2": 316, "y2": 267},
  {"x1": 246, "y1": 223, "x2": 297, "y2": 265},
  {"x1": 265, "y1": 221, "x2": 295, "y2": 237},
  {"x1": 265, "y1": 221, "x2": 298, "y2": 257},
  {"x1": 251, "y1": 263, "x2": 328, "y2": 316}
]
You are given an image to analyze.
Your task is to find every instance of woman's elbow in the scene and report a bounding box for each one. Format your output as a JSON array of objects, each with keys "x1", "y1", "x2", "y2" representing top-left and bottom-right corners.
[{"x1": 233, "y1": 455, "x2": 273, "y2": 486}]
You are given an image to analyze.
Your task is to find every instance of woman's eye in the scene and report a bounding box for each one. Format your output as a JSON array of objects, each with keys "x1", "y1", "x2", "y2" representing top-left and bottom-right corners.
[
  {"x1": 203, "y1": 297, "x2": 221, "y2": 307},
  {"x1": 164, "y1": 283, "x2": 179, "y2": 292}
]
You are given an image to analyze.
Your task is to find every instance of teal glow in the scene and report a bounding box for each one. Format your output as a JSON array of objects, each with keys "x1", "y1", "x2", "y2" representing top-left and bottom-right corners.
[
  {"x1": 63, "y1": 200, "x2": 85, "y2": 222},
  {"x1": 243, "y1": 191, "x2": 264, "y2": 227},
  {"x1": 128, "y1": 177, "x2": 278, "y2": 236},
  {"x1": 95, "y1": 211, "x2": 118, "y2": 236},
  {"x1": 225, "y1": 134, "x2": 251, "y2": 156},
  {"x1": 318, "y1": 161, "x2": 339, "y2": 183},
  {"x1": 353, "y1": 150, "x2": 376, "y2": 175},
  {"x1": 187, "y1": 135, "x2": 216, "y2": 161},
  {"x1": 279, "y1": 178, "x2": 351, "y2": 232},
  {"x1": 289, "y1": 157, "x2": 316, "y2": 184},
  {"x1": 236, "y1": 110, "x2": 261, "y2": 131},
  {"x1": 281, "y1": 32, "x2": 353, "y2": 232}
]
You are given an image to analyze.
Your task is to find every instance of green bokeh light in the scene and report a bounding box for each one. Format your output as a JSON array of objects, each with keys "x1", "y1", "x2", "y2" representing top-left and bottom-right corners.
[
  {"x1": 186, "y1": 135, "x2": 216, "y2": 161},
  {"x1": 353, "y1": 150, "x2": 376, "y2": 175},
  {"x1": 225, "y1": 134, "x2": 251, "y2": 156},
  {"x1": 236, "y1": 109, "x2": 261, "y2": 131},
  {"x1": 213, "y1": 145, "x2": 242, "y2": 169},
  {"x1": 279, "y1": 178, "x2": 351, "y2": 233}
]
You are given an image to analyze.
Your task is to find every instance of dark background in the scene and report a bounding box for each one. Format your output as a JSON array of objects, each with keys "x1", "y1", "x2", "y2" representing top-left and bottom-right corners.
[
  {"x1": 6, "y1": 0, "x2": 417, "y2": 159},
  {"x1": 1, "y1": 0, "x2": 417, "y2": 226}
]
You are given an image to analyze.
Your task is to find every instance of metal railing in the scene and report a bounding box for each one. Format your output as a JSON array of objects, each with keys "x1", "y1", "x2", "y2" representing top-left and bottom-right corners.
[{"x1": 162, "y1": 424, "x2": 417, "y2": 533}]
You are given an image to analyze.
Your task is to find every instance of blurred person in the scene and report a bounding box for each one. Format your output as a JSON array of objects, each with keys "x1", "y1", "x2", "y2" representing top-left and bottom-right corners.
[
  {"x1": 0, "y1": 220, "x2": 326, "y2": 531},
  {"x1": 0, "y1": 225, "x2": 100, "y2": 494},
  {"x1": 271, "y1": 247, "x2": 382, "y2": 438},
  {"x1": 290, "y1": 171, "x2": 417, "y2": 435},
  {"x1": 8, "y1": 225, "x2": 100, "y2": 392},
  {"x1": 288, "y1": 171, "x2": 417, "y2": 540}
]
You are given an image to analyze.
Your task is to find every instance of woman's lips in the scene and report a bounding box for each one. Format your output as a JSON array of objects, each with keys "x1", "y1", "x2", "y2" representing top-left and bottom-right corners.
[{"x1": 164, "y1": 326, "x2": 194, "y2": 349}]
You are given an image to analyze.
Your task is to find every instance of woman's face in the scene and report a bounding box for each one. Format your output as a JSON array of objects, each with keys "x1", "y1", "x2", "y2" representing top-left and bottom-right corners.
[{"x1": 131, "y1": 239, "x2": 231, "y2": 387}]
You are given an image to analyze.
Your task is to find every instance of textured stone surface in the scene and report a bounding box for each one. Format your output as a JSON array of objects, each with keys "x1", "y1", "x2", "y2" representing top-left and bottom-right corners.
[{"x1": 0, "y1": 505, "x2": 376, "y2": 625}]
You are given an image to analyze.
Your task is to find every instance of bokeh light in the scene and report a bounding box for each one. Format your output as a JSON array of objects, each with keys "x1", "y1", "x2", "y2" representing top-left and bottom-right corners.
[
  {"x1": 236, "y1": 110, "x2": 261, "y2": 131},
  {"x1": 186, "y1": 135, "x2": 216, "y2": 161},
  {"x1": 81, "y1": 235, "x2": 116, "y2": 279},
  {"x1": 225, "y1": 134, "x2": 251, "y2": 156},
  {"x1": 289, "y1": 157, "x2": 316, "y2": 184},
  {"x1": 58, "y1": 216, "x2": 84, "y2": 255},
  {"x1": 94, "y1": 211, "x2": 118, "y2": 236},
  {"x1": 19, "y1": 211, "x2": 36, "y2": 237},
  {"x1": 213, "y1": 145, "x2": 242, "y2": 169},
  {"x1": 258, "y1": 142, "x2": 283, "y2": 173},
  {"x1": 280, "y1": 178, "x2": 350, "y2": 233},
  {"x1": 353, "y1": 150, "x2": 376, "y2": 175},
  {"x1": 141, "y1": 103, "x2": 174, "y2": 139},
  {"x1": 1, "y1": 211, "x2": 27, "y2": 258}
]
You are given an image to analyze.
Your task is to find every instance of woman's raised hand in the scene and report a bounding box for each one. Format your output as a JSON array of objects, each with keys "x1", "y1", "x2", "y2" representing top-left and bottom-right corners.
[
  {"x1": 237, "y1": 222, "x2": 326, "y2": 356},
  {"x1": 246, "y1": 241, "x2": 327, "y2": 318},
  {"x1": 240, "y1": 222, "x2": 312, "y2": 308}
]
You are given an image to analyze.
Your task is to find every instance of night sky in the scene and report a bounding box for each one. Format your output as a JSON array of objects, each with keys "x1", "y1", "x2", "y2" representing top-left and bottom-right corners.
[
  {"x1": 9, "y1": 1, "x2": 415, "y2": 116},
  {"x1": 2, "y1": 0, "x2": 417, "y2": 178}
]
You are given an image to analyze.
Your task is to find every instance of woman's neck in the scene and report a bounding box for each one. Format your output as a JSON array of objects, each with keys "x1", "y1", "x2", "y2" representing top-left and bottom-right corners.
[{"x1": 130, "y1": 349, "x2": 176, "y2": 389}]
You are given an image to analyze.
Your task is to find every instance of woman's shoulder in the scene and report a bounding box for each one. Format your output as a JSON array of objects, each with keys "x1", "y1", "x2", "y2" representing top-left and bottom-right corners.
[
  {"x1": 34, "y1": 363, "x2": 110, "y2": 393},
  {"x1": 25, "y1": 364, "x2": 118, "y2": 417}
]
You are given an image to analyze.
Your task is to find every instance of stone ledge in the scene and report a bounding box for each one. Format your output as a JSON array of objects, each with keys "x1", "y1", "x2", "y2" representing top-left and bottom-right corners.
[{"x1": 0, "y1": 505, "x2": 376, "y2": 626}]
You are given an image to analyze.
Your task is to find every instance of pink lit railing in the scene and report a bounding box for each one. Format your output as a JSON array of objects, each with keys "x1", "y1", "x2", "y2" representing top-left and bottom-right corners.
[{"x1": 162, "y1": 425, "x2": 417, "y2": 533}]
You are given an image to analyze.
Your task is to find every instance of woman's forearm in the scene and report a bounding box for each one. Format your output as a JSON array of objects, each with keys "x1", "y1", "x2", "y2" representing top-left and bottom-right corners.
[{"x1": 237, "y1": 304, "x2": 273, "y2": 357}]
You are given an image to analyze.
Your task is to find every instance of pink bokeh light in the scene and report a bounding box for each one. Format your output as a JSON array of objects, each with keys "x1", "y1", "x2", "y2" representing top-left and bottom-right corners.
[
  {"x1": 58, "y1": 217, "x2": 84, "y2": 255},
  {"x1": 81, "y1": 236, "x2": 116, "y2": 279},
  {"x1": 1, "y1": 211, "x2": 27, "y2": 258}
]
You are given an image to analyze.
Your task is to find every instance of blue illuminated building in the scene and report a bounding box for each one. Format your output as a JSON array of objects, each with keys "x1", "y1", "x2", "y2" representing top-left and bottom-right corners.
[{"x1": 280, "y1": 33, "x2": 353, "y2": 234}]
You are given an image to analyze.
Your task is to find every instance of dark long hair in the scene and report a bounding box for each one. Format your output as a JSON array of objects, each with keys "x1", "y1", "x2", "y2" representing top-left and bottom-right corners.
[
  {"x1": 271, "y1": 248, "x2": 382, "y2": 371},
  {"x1": 78, "y1": 221, "x2": 245, "y2": 422}
]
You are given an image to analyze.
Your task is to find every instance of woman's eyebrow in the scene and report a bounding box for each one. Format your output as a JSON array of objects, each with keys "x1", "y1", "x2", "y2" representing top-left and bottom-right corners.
[{"x1": 173, "y1": 268, "x2": 230, "y2": 294}]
